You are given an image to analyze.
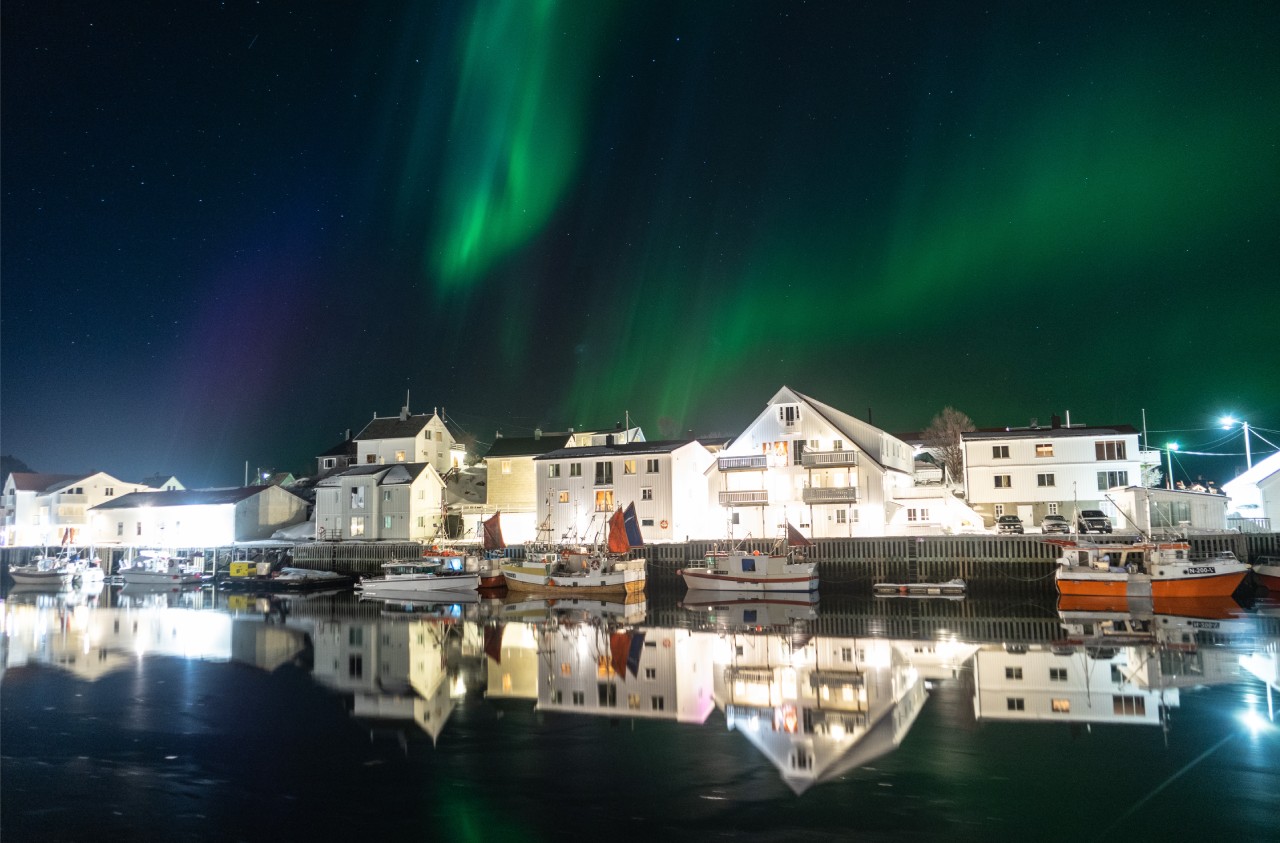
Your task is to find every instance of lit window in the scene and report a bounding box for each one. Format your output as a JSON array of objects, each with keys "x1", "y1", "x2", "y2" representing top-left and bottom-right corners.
[
  {"x1": 1035, "y1": 443, "x2": 1053, "y2": 458},
  {"x1": 558, "y1": 491, "x2": 570, "y2": 503},
  {"x1": 623, "y1": 460, "x2": 636, "y2": 475},
  {"x1": 1051, "y1": 699, "x2": 1071, "y2": 713},
  {"x1": 595, "y1": 490, "x2": 614, "y2": 512},
  {"x1": 350, "y1": 516, "x2": 366, "y2": 537},
  {"x1": 501, "y1": 460, "x2": 512, "y2": 475},
  {"x1": 395, "y1": 450, "x2": 406, "y2": 462}
]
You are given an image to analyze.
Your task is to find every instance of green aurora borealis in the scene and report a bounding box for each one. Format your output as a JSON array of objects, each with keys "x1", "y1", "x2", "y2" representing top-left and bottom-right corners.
[{"x1": 3, "y1": 0, "x2": 1277, "y2": 484}]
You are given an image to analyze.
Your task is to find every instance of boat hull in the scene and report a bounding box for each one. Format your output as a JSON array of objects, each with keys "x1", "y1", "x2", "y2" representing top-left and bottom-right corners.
[
  {"x1": 678, "y1": 569, "x2": 818, "y2": 592},
  {"x1": 1056, "y1": 567, "x2": 1247, "y2": 598},
  {"x1": 359, "y1": 572, "x2": 479, "y2": 596},
  {"x1": 1254, "y1": 564, "x2": 1280, "y2": 592},
  {"x1": 8, "y1": 568, "x2": 74, "y2": 587},
  {"x1": 500, "y1": 562, "x2": 646, "y2": 595}
]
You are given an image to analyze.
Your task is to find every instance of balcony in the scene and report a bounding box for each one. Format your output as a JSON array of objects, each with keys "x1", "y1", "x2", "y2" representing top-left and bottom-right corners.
[
  {"x1": 718, "y1": 454, "x2": 768, "y2": 472},
  {"x1": 719, "y1": 489, "x2": 769, "y2": 507},
  {"x1": 801, "y1": 486, "x2": 859, "y2": 504},
  {"x1": 802, "y1": 450, "x2": 858, "y2": 468}
]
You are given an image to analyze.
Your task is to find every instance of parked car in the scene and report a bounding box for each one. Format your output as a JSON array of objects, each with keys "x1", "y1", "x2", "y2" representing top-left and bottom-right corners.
[
  {"x1": 996, "y1": 515, "x2": 1024, "y2": 534},
  {"x1": 1076, "y1": 509, "x2": 1113, "y2": 533},
  {"x1": 1041, "y1": 514, "x2": 1071, "y2": 534}
]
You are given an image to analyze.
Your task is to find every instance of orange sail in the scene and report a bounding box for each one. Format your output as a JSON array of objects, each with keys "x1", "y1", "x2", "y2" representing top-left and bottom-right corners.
[{"x1": 607, "y1": 508, "x2": 630, "y2": 554}]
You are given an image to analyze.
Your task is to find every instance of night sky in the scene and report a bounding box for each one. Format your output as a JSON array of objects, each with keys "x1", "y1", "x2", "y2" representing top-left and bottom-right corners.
[{"x1": 3, "y1": 1, "x2": 1278, "y2": 488}]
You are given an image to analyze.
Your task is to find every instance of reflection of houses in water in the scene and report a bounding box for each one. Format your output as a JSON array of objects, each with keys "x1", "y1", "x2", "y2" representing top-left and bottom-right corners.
[
  {"x1": 713, "y1": 631, "x2": 926, "y2": 794},
  {"x1": 485, "y1": 618, "x2": 716, "y2": 724},
  {"x1": 311, "y1": 615, "x2": 463, "y2": 743},
  {"x1": 1, "y1": 591, "x2": 309, "y2": 680}
]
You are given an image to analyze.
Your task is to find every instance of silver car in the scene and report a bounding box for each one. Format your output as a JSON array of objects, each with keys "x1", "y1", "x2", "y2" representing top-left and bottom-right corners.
[{"x1": 1041, "y1": 514, "x2": 1071, "y2": 534}]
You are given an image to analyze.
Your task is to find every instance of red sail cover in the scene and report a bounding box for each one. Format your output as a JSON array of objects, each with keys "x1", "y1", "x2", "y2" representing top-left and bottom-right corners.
[
  {"x1": 607, "y1": 508, "x2": 630, "y2": 554},
  {"x1": 787, "y1": 522, "x2": 814, "y2": 547},
  {"x1": 483, "y1": 512, "x2": 505, "y2": 551}
]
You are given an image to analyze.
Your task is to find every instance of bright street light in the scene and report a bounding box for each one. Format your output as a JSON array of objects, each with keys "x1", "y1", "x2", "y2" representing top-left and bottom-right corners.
[
  {"x1": 1166, "y1": 442, "x2": 1179, "y2": 490},
  {"x1": 1220, "y1": 416, "x2": 1253, "y2": 469}
]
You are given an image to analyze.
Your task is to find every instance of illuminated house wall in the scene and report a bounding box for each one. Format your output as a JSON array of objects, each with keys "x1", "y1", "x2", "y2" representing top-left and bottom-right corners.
[
  {"x1": 479, "y1": 430, "x2": 577, "y2": 544},
  {"x1": 533, "y1": 439, "x2": 715, "y2": 544},
  {"x1": 711, "y1": 386, "x2": 914, "y2": 539},
  {"x1": 313, "y1": 463, "x2": 445, "y2": 541},
  {"x1": 962, "y1": 423, "x2": 1142, "y2": 528},
  {"x1": 87, "y1": 485, "x2": 307, "y2": 547},
  {"x1": 3, "y1": 471, "x2": 162, "y2": 547},
  {"x1": 354, "y1": 409, "x2": 463, "y2": 476}
]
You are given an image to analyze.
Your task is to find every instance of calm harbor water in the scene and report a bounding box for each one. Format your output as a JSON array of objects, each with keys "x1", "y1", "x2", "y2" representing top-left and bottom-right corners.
[{"x1": 2, "y1": 578, "x2": 1278, "y2": 842}]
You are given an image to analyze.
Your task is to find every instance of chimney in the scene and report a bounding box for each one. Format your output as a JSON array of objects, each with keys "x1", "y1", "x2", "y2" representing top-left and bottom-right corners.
[
  {"x1": 1051, "y1": 414, "x2": 1061, "y2": 429},
  {"x1": 616, "y1": 421, "x2": 623, "y2": 430},
  {"x1": 399, "y1": 406, "x2": 409, "y2": 421},
  {"x1": 535, "y1": 428, "x2": 542, "y2": 440},
  {"x1": 1030, "y1": 417, "x2": 1039, "y2": 428},
  {"x1": 606, "y1": 434, "x2": 615, "y2": 446}
]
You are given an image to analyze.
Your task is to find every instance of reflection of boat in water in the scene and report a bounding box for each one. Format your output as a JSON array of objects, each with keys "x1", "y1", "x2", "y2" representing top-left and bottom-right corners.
[
  {"x1": 873, "y1": 579, "x2": 966, "y2": 598},
  {"x1": 357, "y1": 560, "x2": 479, "y2": 599},
  {"x1": 496, "y1": 592, "x2": 648, "y2": 626},
  {"x1": 500, "y1": 506, "x2": 646, "y2": 596},
  {"x1": 678, "y1": 525, "x2": 817, "y2": 593},
  {"x1": 1056, "y1": 594, "x2": 1252, "y2": 649},
  {"x1": 1050, "y1": 538, "x2": 1248, "y2": 598},
  {"x1": 679, "y1": 590, "x2": 818, "y2": 627}
]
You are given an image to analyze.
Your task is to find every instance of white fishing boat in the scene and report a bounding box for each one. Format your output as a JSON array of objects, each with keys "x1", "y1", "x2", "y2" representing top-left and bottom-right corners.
[
  {"x1": 357, "y1": 560, "x2": 479, "y2": 598},
  {"x1": 499, "y1": 505, "x2": 646, "y2": 595},
  {"x1": 1253, "y1": 556, "x2": 1280, "y2": 592},
  {"x1": 8, "y1": 559, "x2": 75, "y2": 587},
  {"x1": 120, "y1": 556, "x2": 206, "y2": 586},
  {"x1": 1049, "y1": 538, "x2": 1248, "y2": 598},
  {"x1": 678, "y1": 524, "x2": 818, "y2": 593}
]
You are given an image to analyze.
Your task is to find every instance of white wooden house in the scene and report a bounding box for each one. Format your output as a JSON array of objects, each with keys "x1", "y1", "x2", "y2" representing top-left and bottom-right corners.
[
  {"x1": 962, "y1": 419, "x2": 1143, "y2": 529},
  {"x1": 710, "y1": 387, "x2": 915, "y2": 539},
  {"x1": 533, "y1": 438, "x2": 714, "y2": 544},
  {"x1": 313, "y1": 463, "x2": 446, "y2": 542},
  {"x1": 3, "y1": 471, "x2": 159, "y2": 547},
  {"x1": 87, "y1": 485, "x2": 308, "y2": 547},
  {"x1": 354, "y1": 405, "x2": 466, "y2": 477}
]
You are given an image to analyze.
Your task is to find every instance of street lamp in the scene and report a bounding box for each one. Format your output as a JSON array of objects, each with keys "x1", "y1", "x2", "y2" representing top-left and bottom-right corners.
[
  {"x1": 1166, "y1": 442, "x2": 1179, "y2": 490},
  {"x1": 1220, "y1": 416, "x2": 1252, "y2": 470}
]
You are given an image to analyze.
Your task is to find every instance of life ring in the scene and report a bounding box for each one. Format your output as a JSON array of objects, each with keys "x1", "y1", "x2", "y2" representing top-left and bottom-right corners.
[
  {"x1": 659, "y1": 519, "x2": 669, "y2": 530},
  {"x1": 546, "y1": 577, "x2": 556, "y2": 586},
  {"x1": 752, "y1": 550, "x2": 761, "y2": 556},
  {"x1": 590, "y1": 559, "x2": 600, "y2": 570}
]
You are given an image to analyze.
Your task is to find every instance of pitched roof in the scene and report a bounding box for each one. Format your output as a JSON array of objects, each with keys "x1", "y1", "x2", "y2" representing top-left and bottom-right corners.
[
  {"x1": 6, "y1": 472, "x2": 91, "y2": 493},
  {"x1": 962, "y1": 424, "x2": 1140, "y2": 441},
  {"x1": 90, "y1": 485, "x2": 289, "y2": 511},
  {"x1": 481, "y1": 433, "x2": 575, "y2": 460},
  {"x1": 534, "y1": 439, "x2": 700, "y2": 461},
  {"x1": 355, "y1": 412, "x2": 438, "y2": 441},
  {"x1": 318, "y1": 437, "x2": 358, "y2": 459},
  {"x1": 314, "y1": 463, "x2": 440, "y2": 487}
]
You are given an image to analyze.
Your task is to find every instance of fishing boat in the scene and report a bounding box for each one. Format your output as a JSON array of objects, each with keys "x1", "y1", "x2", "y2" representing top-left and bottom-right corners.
[
  {"x1": 499, "y1": 504, "x2": 646, "y2": 595},
  {"x1": 476, "y1": 512, "x2": 508, "y2": 590},
  {"x1": 1049, "y1": 537, "x2": 1248, "y2": 598},
  {"x1": 220, "y1": 566, "x2": 354, "y2": 592},
  {"x1": 677, "y1": 523, "x2": 818, "y2": 593},
  {"x1": 873, "y1": 579, "x2": 967, "y2": 598},
  {"x1": 119, "y1": 555, "x2": 206, "y2": 585},
  {"x1": 8, "y1": 558, "x2": 75, "y2": 587},
  {"x1": 1253, "y1": 556, "x2": 1280, "y2": 592},
  {"x1": 357, "y1": 559, "x2": 479, "y2": 599}
]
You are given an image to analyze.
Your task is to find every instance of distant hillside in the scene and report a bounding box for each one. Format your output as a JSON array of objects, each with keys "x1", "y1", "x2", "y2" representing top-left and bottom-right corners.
[{"x1": 1, "y1": 454, "x2": 34, "y2": 488}]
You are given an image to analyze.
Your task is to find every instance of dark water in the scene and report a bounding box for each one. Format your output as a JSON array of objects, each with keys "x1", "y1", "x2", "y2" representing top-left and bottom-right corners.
[{"x1": 2, "y1": 581, "x2": 1277, "y2": 842}]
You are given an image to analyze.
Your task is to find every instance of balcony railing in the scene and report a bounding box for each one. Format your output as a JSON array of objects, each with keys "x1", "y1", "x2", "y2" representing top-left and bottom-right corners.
[
  {"x1": 718, "y1": 454, "x2": 768, "y2": 472},
  {"x1": 719, "y1": 489, "x2": 769, "y2": 507},
  {"x1": 801, "y1": 486, "x2": 859, "y2": 504},
  {"x1": 802, "y1": 450, "x2": 858, "y2": 468}
]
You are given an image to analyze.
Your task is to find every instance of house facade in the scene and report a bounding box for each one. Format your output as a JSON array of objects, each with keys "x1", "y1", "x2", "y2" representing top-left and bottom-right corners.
[
  {"x1": 354, "y1": 406, "x2": 466, "y2": 476},
  {"x1": 533, "y1": 438, "x2": 714, "y2": 544},
  {"x1": 313, "y1": 463, "x2": 446, "y2": 542},
  {"x1": 3, "y1": 471, "x2": 162, "y2": 547},
  {"x1": 711, "y1": 387, "x2": 915, "y2": 539},
  {"x1": 962, "y1": 421, "x2": 1143, "y2": 529},
  {"x1": 479, "y1": 431, "x2": 576, "y2": 544},
  {"x1": 87, "y1": 485, "x2": 308, "y2": 547}
]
